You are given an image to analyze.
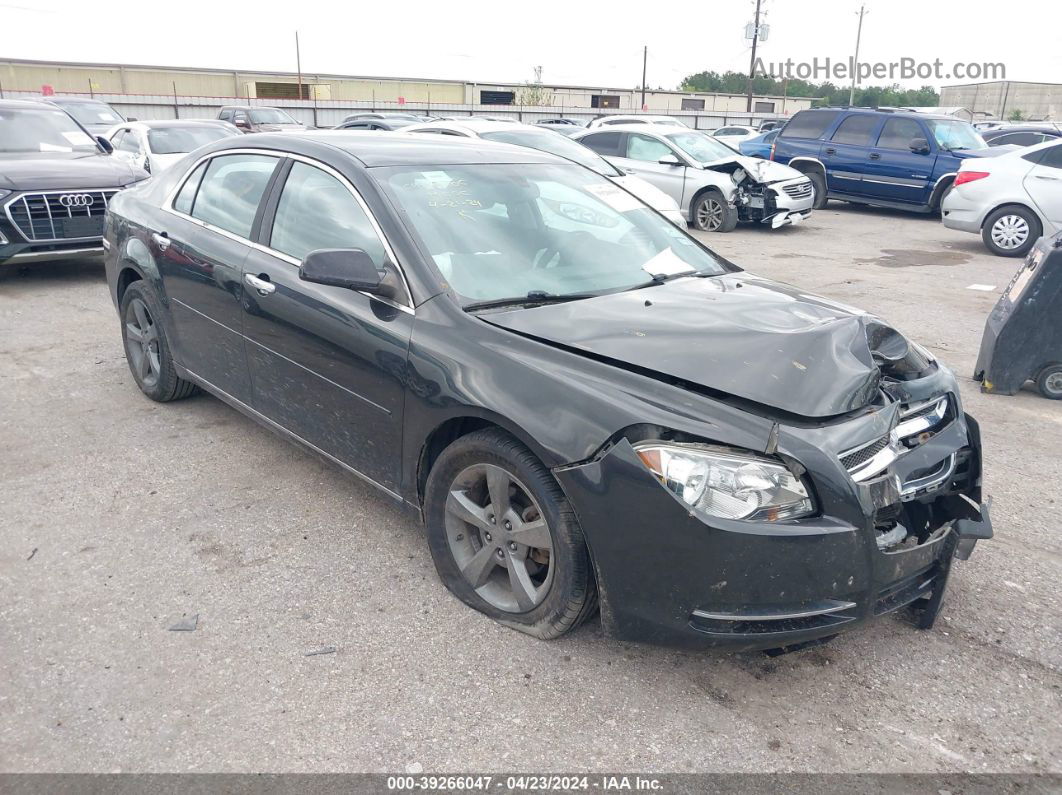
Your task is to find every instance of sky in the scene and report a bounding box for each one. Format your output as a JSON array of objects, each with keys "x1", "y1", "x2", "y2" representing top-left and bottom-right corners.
[{"x1": 3, "y1": 0, "x2": 1060, "y2": 91}]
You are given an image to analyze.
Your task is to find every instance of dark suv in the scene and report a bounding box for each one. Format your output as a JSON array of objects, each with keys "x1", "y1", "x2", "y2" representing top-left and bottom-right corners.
[
  {"x1": 0, "y1": 100, "x2": 147, "y2": 266},
  {"x1": 771, "y1": 108, "x2": 1004, "y2": 213}
]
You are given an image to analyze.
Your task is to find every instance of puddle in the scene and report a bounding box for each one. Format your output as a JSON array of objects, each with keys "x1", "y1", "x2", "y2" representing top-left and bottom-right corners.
[{"x1": 855, "y1": 248, "x2": 971, "y2": 268}]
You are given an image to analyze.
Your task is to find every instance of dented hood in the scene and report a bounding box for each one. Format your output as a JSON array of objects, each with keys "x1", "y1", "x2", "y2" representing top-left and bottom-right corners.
[
  {"x1": 481, "y1": 274, "x2": 929, "y2": 418},
  {"x1": 702, "y1": 154, "x2": 802, "y2": 183}
]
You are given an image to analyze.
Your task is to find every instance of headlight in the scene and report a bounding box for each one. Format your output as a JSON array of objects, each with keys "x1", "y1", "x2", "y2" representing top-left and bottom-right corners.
[
  {"x1": 0, "y1": 189, "x2": 10, "y2": 200},
  {"x1": 633, "y1": 442, "x2": 814, "y2": 522}
]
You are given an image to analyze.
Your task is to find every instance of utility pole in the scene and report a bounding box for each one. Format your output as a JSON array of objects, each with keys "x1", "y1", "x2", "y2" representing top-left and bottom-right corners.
[
  {"x1": 848, "y1": 4, "x2": 867, "y2": 106},
  {"x1": 295, "y1": 31, "x2": 303, "y2": 100},
  {"x1": 641, "y1": 46, "x2": 647, "y2": 110},
  {"x1": 746, "y1": 0, "x2": 762, "y2": 113}
]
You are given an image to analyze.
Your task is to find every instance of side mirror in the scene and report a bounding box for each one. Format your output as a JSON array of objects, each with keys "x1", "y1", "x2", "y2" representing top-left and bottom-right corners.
[
  {"x1": 96, "y1": 136, "x2": 114, "y2": 154},
  {"x1": 299, "y1": 248, "x2": 398, "y2": 298},
  {"x1": 127, "y1": 117, "x2": 138, "y2": 122},
  {"x1": 658, "y1": 154, "x2": 683, "y2": 166},
  {"x1": 234, "y1": 119, "x2": 250, "y2": 130},
  {"x1": 909, "y1": 137, "x2": 930, "y2": 154}
]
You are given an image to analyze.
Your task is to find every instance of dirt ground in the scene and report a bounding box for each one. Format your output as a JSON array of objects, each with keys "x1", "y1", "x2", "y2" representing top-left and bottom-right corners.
[{"x1": 1, "y1": 202, "x2": 1059, "y2": 773}]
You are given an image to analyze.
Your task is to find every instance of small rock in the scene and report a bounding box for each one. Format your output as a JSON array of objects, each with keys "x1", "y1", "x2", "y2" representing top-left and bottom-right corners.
[
  {"x1": 168, "y1": 614, "x2": 198, "y2": 632},
  {"x1": 304, "y1": 645, "x2": 336, "y2": 657},
  {"x1": 406, "y1": 762, "x2": 424, "y2": 775}
]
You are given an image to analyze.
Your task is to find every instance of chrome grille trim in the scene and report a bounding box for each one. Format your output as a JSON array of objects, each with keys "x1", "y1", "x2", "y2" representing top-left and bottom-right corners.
[
  {"x1": 781, "y1": 181, "x2": 813, "y2": 199},
  {"x1": 840, "y1": 431, "x2": 901, "y2": 482},
  {"x1": 900, "y1": 454, "x2": 957, "y2": 501},
  {"x1": 4, "y1": 189, "x2": 119, "y2": 242},
  {"x1": 896, "y1": 395, "x2": 949, "y2": 440}
]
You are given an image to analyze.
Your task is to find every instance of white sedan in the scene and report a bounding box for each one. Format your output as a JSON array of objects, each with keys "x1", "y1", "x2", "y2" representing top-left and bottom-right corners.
[
  {"x1": 401, "y1": 118, "x2": 688, "y2": 227},
  {"x1": 709, "y1": 125, "x2": 760, "y2": 144},
  {"x1": 105, "y1": 120, "x2": 239, "y2": 175},
  {"x1": 942, "y1": 138, "x2": 1062, "y2": 257}
]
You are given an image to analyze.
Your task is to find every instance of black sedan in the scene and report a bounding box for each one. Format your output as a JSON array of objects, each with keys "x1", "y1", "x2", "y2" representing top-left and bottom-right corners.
[
  {"x1": 103, "y1": 132, "x2": 992, "y2": 652},
  {"x1": 981, "y1": 125, "x2": 1062, "y2": 147}
]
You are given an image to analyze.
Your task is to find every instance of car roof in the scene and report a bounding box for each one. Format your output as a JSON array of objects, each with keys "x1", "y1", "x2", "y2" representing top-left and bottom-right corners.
[
  {"x1": 238, "y1": 131, "x2": 567, "y2": 167},
  {"x1": 406, "y1": 118, "x2": 548, "y2": 136},
  {"x1": 577, "y1": 123, "x2": 686, "y2": 135},
  {"x1": 122, "y1": 119, "x2": 231, "y2": 129},
  {"x1": 0, "y1": 98, "x2": 65, "y2": 111},
  {"x1": 799, "y1": 107, "x2": 958, "y2": 122}
]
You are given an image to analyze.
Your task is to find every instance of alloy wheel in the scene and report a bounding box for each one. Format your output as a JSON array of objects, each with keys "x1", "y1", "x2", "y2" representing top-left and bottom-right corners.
[
  {"x1": 1045, "y1": 371, "x2": 1062, "y2": 397},
  {"x1": 125, "y1": 297, "x2": 161, "y2": 389},
  {"x1": 697, "y1": 198, "x2": 724, "y2": 231},
  {"x1": 443, "y1": 463, "x2": 554, "y2": 613},
  {"x1": 990, "y1": 214, "x2": 1030, "y2": 250}
]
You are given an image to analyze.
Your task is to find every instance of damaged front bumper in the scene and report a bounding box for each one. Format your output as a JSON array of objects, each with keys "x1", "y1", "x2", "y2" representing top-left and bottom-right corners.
[
  {"x1": 552, "y1": 384, "x2": 991, "y2": 653},
  {"x1": 734, "y1": 176, "x2": 815, "y2": 228}
]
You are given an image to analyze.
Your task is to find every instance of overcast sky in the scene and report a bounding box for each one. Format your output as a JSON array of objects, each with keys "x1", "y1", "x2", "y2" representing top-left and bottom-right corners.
[{"x1": 4, "y1": 0, "x2": 1060, "y2": 91}]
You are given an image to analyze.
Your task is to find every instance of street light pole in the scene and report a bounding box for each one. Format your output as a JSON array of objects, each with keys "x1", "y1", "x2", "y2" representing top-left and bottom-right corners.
[
  {"x1": 295, "y1": 31, "x2": 303, "y2": 100},
  {"x1": 746, "y1": 0, "x2": 762, "y2": 113},
  {"x1": 641, "y1": 46, "x2": 647, "y2": 110},
  {"x1": 848, "y1": 5, "x2": 867, "y2": 106}
]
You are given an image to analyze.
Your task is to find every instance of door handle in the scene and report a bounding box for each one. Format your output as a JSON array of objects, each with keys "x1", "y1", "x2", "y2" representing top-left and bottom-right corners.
[
  {"x1": 151, "y1": 232, "x2": 170, "y2": 251},
  {"x1": 244, "y1": 273, "x2": 276, "y2": 296},
  {"x1": 869, "y1": 152, "x2": 881, "y2": 160},
  {"x1": 824, "y1": 147, "x2": 836, "y2": 155},
  {"x1": 1033, "y1": 174, "x2": 1060, "y2": 181}
]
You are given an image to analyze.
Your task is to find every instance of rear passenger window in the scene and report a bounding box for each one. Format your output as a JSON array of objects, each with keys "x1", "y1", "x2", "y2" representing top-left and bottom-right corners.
[
  {"x1": 173, "y1": 161, "x2": 208, "y2": 215},
  {"x1": 191, "y1": 154, "x2": 278, "y2": 238},
  {"x1": 830, "y1": 115, "x2": 879, "y2": 146},
  {"x1": 1039, "y1": 144, "x2": 1062, "y2": 169},
  {"x1": 780, "y1": 111, "x2": 840, "y2": 140},
  {"x1": 219, "y1": 109, "x2": 233, "y2": 121},
  {"x1": 269, "y1": 161, "x2": 387, "y2": 267},
  {"x1": 876, "y1": 118, "x2": 925, "y2": 150},
  {"x1": 580, "y1": 132, "x2": 622, "y2": 156}
]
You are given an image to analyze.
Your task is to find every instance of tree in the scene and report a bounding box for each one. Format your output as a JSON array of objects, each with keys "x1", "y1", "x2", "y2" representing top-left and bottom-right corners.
[
  {"x1": 516, "y1": 81, "x2": 553, "y2": 107},
  {"x1": 1007, "y1": 109, "x2": 1026, "y2": 122},
  {"x1": 678, "y1": 70, "x2": 940, "y2": 108}
]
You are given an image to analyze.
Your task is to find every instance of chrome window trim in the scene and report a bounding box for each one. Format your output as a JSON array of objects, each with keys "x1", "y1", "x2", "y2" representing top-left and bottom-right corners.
[
  {"x1": 3, "y1": 188, "x2": 119, "y2": 243},
  {"x1": 162, "y1": 147, "x2": 414, "y2": 315}
]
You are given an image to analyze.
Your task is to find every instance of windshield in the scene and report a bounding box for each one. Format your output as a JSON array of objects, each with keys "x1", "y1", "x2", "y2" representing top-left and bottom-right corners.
[
  {"x1": 52, "y1": 100, "x2": 123, "y2": 126},
  {"x1": 0, "y1": 107, "x2": 99, "y2": 153},
  {"x1": 480, "y1": 130, "x2": 620, "y2": 176},
  {"x1": 377, "y1": 163, "x2": 729, "y2": 304},
  {"x1": 926, "y1": 119, "x2": 987, "y2": 151},
  {"x1": 148, "y1": 126, "x2": 234, "y2": 154},
  {"x1": 666, "y1": 131, "x2": 737, "y2": 162},
  {"x1": 249, "y1": 109, "x2": 300, "y2": 125}
]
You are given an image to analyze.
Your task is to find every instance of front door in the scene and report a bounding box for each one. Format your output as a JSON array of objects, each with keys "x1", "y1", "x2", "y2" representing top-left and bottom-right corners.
[
  {"x1": 159, "y1": 152, "x2": 281, "y2": 403},
  {"x1": 862, "y1": 117, "x2": 937, "y2": 205},
  {"x1": 613, "y1": 132, "x2": 688, "y2": 207},
  {"x1": 241, "y1": 159, "x2": 414, "y2": 491}
]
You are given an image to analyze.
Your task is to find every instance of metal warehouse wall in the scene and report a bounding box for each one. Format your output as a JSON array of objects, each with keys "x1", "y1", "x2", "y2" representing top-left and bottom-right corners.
[{"x1": 941, "y1": 81, "x2": 1062, "y2": 121}]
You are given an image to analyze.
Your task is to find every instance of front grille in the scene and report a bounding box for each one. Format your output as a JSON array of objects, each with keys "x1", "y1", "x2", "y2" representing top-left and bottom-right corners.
[
  {"x1": 840, "y1": 435, "x2": 889, "y2": 471},
  {"x1": 6, "y1": 190, "x2": 118, "y2": 242},
  {"x1": 781, "y1": 181, "x2": 813, "y2": 199}
]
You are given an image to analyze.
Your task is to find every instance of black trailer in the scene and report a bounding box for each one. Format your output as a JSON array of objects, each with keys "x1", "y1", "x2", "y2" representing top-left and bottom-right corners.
[{"x1": 975, "y1": 230, "x2": 1062, "y2": 399}]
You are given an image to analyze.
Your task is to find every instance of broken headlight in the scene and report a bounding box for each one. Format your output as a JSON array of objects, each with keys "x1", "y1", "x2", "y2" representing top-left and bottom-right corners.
[{"x1": 633, "y1": 442, "x2": 814, "y2": 522}]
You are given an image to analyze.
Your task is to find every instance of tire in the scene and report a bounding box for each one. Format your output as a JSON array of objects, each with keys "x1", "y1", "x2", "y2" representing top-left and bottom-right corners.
[
  {"x1": 807, "y1": 170, "x2": 828, "y2": 210},
  {"x1": 981, "y1": 205, "x2": 1042, "y2": 257},
  {"x1": 119, "y1": 280, "x2": 198, "y2": 402},
  {"x1": 424, "y1": 428, "x2": 597, "y2": 639},
  {"x1": 691, "y1": 189, "x2": 738, "y2": 233},
  {"x1": 1036, "y1": 364, "x2": 1062, "y2": 400}
]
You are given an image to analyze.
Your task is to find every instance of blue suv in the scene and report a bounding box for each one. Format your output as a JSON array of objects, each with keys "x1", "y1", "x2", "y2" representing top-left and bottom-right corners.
[{"x1": 771, "y1": 108, "x2": 1003, "y2": 213}]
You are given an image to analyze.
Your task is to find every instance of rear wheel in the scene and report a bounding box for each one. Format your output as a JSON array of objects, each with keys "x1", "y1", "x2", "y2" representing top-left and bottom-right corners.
[
  {"x1": 981, "y1": 206, "x2": 1041, "y2": 257},
  {"x1": 1036, "y1": 365, "x2": 1062, "y2": 400},
  {"x1": 691, "y1": 190, "x2": 738, "y2": 232},
  {"x1": 120, "y1": 281, "x2": 197, "y2": 402},
  {"x1": 424, "y1": 428, "x2": 596, "y2": 639}
]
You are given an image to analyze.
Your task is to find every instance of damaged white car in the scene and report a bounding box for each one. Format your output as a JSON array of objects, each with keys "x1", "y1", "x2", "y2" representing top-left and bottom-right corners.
[{"x1": 574, "y1": 124, "x2": 814, "y2": 232}]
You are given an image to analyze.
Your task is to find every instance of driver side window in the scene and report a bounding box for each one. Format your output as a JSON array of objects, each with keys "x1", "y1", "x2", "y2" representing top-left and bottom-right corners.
[
  {"x1": 269, "y1": 161, "x2": 387, "y2": 268},
  {"x1": 626, "y1": 133, "x2": 673, "y2": 162}
]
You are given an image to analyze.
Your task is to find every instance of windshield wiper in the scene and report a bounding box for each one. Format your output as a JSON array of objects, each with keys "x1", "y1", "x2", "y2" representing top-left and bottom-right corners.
[
  {"x1": 622, "y1": 270, "x2": 699, "y2": 292},
  {"x1": 463, "y1": 290, "x2": 597, "y2": 312}
]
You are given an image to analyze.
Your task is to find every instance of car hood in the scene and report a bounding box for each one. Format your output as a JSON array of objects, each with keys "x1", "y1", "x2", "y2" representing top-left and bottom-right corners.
[
  {"x1": 480, "y1": 273, "x2": 932, "y2": 418},
  {"x1": 255, "y1": 123, "x2": 307, "y2": 132},
  {"x1": 701, "y1": 155, "x2": 801, "y2": 182},
  {"x1": 0, "y1": 152, "x2": 142, "y2": 190},
  {"x1": 950, "y1": 147, "x2": 1009, "y2": 160}
]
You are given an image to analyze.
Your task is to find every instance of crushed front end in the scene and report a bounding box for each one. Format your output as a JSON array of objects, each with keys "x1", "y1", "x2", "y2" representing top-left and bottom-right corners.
[{"x1": 553, "y1": 364, "x2": 991, "y2": 653}]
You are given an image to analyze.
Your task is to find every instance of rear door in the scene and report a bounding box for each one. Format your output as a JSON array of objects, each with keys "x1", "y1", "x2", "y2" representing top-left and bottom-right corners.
[
  {"x1": 819, "y1": 113, "x2": 881, "y2": 195},
  {"x1": 240, "y1": 158, "x2": 414, "y2": 490},
  {"x1": 1024, "y1": 143, "x2": 1062, "y2": 231},
  {"x1": 160, "y1": 152, "x2": 282, "y2": 403},
  {"x1": 862, "y1": 117, "x2": 937, "y2": 205}
]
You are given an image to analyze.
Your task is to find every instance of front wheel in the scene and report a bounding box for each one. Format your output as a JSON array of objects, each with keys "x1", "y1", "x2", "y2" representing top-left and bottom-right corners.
[
  {"x1": 1037, "y1": 365, "x2": 1062, "y2": 400},
  {"x1": 424, "y1": 428, "x2": 597, "y2": 639},
  {"x1": 691, "y1": 190, "x2": 738, "y2": 232},
  {"x1": 981, "y1": 206, "x2": 1042, "y2": 257},
  {"x1": 807, "y1": 170, "x2": 828, "y2": 210}
]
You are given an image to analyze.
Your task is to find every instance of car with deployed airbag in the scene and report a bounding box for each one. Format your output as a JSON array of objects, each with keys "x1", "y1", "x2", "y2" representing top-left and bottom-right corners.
[{"x1": 102, "y1": 132, "x2": 991, "y2": 653}]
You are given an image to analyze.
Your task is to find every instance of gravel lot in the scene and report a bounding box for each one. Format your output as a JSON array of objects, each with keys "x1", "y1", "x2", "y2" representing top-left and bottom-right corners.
[{"x1": 1, "y1": 203, "x2": 1060, "y2": 774}]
